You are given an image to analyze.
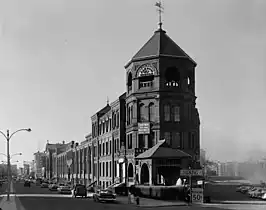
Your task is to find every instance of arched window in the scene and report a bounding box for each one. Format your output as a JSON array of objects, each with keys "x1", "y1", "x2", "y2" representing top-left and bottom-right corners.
[
  {"x1": 148, "y1": 103, "x2": 155, "y2": 122},
  {"x1": 165, "y1": 67, "x2": 180, "y2": 87},
  {"x1": 127, "y1": 72, "x2": 132, "y2": 91},
  {"x1": 139, "y1": 103, "x2": 146, "y2": 121},
  {"x1": 138, "y1": 65, "x2": 154, "y2": 88},
  {"x1": 163, "y1": 104, "x2": 170, "y2": 121}
]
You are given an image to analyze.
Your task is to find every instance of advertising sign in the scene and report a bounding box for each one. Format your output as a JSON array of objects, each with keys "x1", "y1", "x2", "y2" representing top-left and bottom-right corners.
[
  {"x1": 138, "y1": 123, "x2": 150, "y2": 134},
  {"x1": 180, "y1": 169, "x2": 203, "y2": 177}
]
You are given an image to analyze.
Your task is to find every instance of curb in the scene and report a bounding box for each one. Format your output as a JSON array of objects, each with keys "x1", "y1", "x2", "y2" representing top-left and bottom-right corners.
[{"x1": 208, "y1": 201, "x2": 266, "y2": 205}]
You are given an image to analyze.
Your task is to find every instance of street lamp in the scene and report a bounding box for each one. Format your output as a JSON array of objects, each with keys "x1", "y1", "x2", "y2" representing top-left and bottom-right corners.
[
  {"x1": 0, "y1": 128, "x2": 31, "y2": 201},
  {"x1": 0, "y1": 153, "x2": 22, "y2": 159}
]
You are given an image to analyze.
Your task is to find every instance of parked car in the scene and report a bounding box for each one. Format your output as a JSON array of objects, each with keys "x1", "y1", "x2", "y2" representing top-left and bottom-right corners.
[
  {"x1": 58, "y1": 185, "x2": 72, "y2": 194},
  {"x1": 41, "y1": 182, "x2": 49, "y2": 188},
  {"x1": 49, "y1": 184, "x2": 58, "y2": 191},
  {"x1": 72, "y1": 184, "x2": 87, "y2": 198},
  {"x1": 93, "y1": 189, "x2": 116, "y2": 202},
  {"x1": 24, "y1": 181, "x2": 31, "y2": 187}
]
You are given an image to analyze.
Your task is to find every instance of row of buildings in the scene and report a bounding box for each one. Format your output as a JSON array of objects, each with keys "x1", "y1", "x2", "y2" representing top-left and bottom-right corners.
[
  {"x1": 33, "y1": 22, "x2": 201, "y2": 189},
  {"x1": 0, "y1": 164, "x2": 18, "y2": 178}
]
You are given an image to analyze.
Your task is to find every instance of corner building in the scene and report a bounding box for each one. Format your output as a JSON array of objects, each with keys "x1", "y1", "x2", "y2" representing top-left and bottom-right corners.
[{"x1": 92, "y1": 26, "x2": 200, "y2": 187}]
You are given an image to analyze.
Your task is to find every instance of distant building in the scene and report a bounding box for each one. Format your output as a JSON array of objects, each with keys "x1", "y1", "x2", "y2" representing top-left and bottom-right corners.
[
  {"x1": 217, "y1": 161, "x2": 239, "y2": 177},
  {"x1": 200, "y1": 149, "x2": 206, "y2": 166},
  {"x1": 33, "y1": 151, "x2": 46, "y2": 178},
  {"x1": 23, "y1": 163, "x2": 30, "y2": 176}
]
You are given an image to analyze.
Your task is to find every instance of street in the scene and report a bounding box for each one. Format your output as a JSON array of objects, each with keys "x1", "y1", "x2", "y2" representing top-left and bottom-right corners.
[{"x1": 0, "y1": 181, "x2": 231, "y2": 210}]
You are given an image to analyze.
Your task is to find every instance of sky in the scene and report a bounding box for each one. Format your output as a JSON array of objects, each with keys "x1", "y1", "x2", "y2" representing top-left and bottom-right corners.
[{"x1": 0, "y1": 0, "x2": 265, "y2": 166}]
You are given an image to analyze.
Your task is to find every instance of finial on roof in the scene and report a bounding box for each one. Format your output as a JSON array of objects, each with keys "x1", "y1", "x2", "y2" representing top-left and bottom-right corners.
[
  {"x1": 107, "y1": 96, "x2": 109, "y2": 105},
  {"x1": 155, "y1": 1, "x2": 164, "y2": 30}
]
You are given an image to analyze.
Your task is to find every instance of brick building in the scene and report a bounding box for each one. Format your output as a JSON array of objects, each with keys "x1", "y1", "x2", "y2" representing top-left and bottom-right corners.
[{"x1": 46, "y1": 23, "x2": 200, "y2": 188}]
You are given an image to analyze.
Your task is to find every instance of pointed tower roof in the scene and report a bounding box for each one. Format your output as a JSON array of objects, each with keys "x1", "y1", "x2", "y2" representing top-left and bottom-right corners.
[{"x1": 125, "y1": 28, "x2": 196, "y2": 68}]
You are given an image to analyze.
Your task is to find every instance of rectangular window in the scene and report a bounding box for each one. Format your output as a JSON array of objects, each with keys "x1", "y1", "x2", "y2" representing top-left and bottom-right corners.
[
  {"x1": 128, "y1": 134, "x2": 132, "y2": 149},
  {"x1": 173, "y1": 105, "x2": 180, "y2": 122},
  {"x1": 99, "y1": 123, "x2": 101, "y2": 135},
  {"x1": 105, "y1": 162, "x2": 108, "y2": 176},
  {"x1": 172, "y1": 132, "x2": 181, "y2": 148},
  {"x1": 114, "y1": 161, "x2": 116, "y2": 177},
  {"x1": 109, "y1": 161, "x2": 112, "y2": 177},
  {"x1": 103, "y1": 162, "x2": 105, "y2": 177},
  {"x1": 164, "y1": 105, "x2": 170, "y2": 121},
  {"x1": 106, "y1": 120, "x2": 108, "y2": 132},
  {"x1": 103, "y1": 143, "x2": 105, "y2": 155},
  {"x1": 164, "y1": 132, "x2": 171, "y2": 145},
  {"x1": 138, "y1": 134, "x2": 145, "y2": 148},
  {"x1": 117, "y1": 112, "x2": 119, "y2": 128}
]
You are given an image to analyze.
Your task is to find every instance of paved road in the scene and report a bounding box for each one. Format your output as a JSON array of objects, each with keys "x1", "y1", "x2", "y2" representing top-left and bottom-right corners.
[
  {"x1": 8, "y1": 182, "x2": 227, "y2": 210},
  {"x1": 13, "y1": 181, "x2": 60, "y2": 194}
]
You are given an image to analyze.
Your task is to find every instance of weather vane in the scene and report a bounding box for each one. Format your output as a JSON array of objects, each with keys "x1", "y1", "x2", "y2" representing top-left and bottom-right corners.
[{"x1": 155, "y1": 1, "x2": 164, "y2": 29}]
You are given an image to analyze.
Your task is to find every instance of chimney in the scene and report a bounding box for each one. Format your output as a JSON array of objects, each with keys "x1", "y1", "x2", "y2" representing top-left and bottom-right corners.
[
  {"x1": 62, "y1": 141, "x2": 65, "y2": 144},
  {"x1": 71, "y1": 141, "x2": 75, "y2": 148}
]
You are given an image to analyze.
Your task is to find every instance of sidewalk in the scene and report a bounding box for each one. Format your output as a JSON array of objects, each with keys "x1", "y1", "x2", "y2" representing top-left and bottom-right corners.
[
  {"x1": 0, "y1": 196, "x2": 17, "y2": 210},
  {"x1": 116, "y1": 195, "x2": 187, "y2": 207}
]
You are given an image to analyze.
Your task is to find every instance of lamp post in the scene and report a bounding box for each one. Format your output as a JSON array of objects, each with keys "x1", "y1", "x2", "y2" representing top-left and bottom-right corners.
[{"x1": 0, "y1": 128, "x2": 31, "y2": 201}]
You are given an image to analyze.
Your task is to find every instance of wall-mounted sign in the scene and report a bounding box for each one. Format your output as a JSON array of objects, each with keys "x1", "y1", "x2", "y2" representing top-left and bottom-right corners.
[{"x1": 138, "y1": 123, "x2": 150, "y2": 134}]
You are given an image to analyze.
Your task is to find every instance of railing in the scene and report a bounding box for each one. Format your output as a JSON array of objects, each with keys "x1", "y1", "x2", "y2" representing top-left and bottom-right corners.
[
  {"x1": 139, "y1": 81, "x2": 153, "y2": 88},
  {"x1": 134, "y1": 148, "x2": 148, "y2": 156}
]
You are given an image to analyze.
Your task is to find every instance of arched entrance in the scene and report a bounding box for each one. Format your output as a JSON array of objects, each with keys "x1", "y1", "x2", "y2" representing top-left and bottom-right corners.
[
  {"x1": 128, "y1": 163, "x2": 133, "y2": 178},
  {"x1": 140, "y1": 163, "x2": 149, "y2": 184}
]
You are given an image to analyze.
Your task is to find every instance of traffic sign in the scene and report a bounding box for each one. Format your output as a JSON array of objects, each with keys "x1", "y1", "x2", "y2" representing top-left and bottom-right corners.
[
  {"x1": 191, "y1": 188, "x2": 203, "y2": 203},
  {"x1": 180, "y1": 169, "x2": 203, "y2": 177}
]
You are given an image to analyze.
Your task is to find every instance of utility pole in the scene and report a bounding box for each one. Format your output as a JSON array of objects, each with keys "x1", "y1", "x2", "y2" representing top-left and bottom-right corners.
[{"x1": 7, "y1": 130, "x2": 10, "y2": 201}]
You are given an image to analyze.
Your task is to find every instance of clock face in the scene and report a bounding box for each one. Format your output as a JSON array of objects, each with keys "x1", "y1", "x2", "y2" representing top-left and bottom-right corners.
[{"x1": 138, "y1": 64, "x2": 154, "y2": 77}]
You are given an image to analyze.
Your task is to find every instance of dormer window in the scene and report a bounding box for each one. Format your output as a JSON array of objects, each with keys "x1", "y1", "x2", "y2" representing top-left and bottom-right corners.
[
  {"x1": 138, "y1": 64, "x2": 155, "y2": 88},
  {"x1": 165, "y1": 67, "x2": 180, "y2": 87}
]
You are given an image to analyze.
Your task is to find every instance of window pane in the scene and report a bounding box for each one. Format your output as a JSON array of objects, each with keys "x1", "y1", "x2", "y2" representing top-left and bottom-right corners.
[
  {"x1": 140, "y1": 104, "x2": 147, "y2": 121},
  {"x1": 172, "y1": 132, "x2": 181, "y2": 148},
  {"x1": 148, "y1": 103, "x2": 155, "y2": 122},
  {"x1": 164, "y1": 132, "x2": 171, "y2": 145},
  {"x1": 174, "y1": 105, "x2": 180, "y2": 122},
  {"x1": 164, "y1": 105, "x2": 170, "y2": 121}
]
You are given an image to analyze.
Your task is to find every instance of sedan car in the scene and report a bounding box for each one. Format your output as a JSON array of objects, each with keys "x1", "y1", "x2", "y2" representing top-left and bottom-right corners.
[
  {"x1": 24, "y1": 181, "x2": 31, "y2": 187},
  {"x1": 41, "y1": 182, "x2": 49, "y2": 188},
  {"x1": 49, "y1": 184, "x2": 58, "y2": 191},
  {"x1": 58, "y1": 185, "x2": 72, "y2": 194},
  {"x1": 93, "y1": 189, "x2": 116, "y2": 202}
]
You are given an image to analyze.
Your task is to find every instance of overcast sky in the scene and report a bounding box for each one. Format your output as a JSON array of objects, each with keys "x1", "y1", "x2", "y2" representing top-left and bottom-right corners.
[{"x1": 0, "y1": 0, "x2": 265, "y2": 166}]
